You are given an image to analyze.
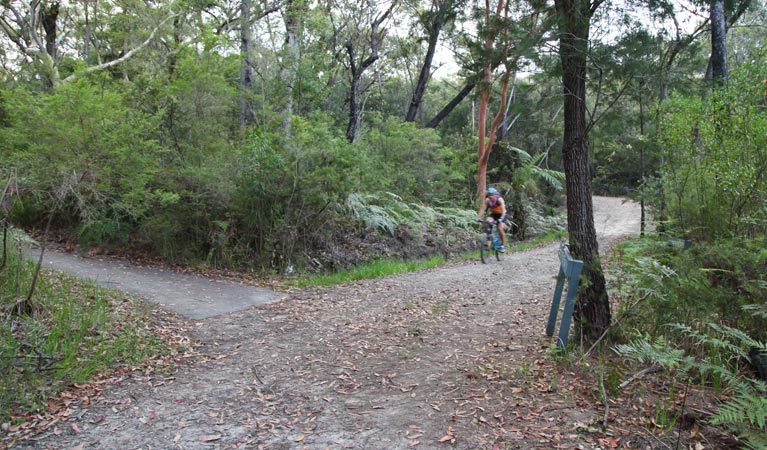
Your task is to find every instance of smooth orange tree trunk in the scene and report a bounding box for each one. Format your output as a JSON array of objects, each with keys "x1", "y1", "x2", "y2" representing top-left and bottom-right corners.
[{"x1": 475, "y1": 0, "x2": 510, "y2": 205}]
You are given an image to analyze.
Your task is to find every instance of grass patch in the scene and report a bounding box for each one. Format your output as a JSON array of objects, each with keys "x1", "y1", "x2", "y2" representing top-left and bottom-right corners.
[
  {"x1": 510, "y1": 230, "x2": 568, "y2": 251},
  {"x1": 292, "y1": 229, "x2": 567, "y2": 288},
  {"x1": 289, "y1": 255, "x2": 446, "y2": 288},
  {"x1": 1, "y1": 232, "x2": 179, "y2": 427}
]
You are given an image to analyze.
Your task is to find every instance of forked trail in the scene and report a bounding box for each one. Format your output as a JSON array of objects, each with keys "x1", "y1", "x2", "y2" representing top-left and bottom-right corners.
[{"x1": 13, "y1": 196, "x2": 642, "y2": 450}]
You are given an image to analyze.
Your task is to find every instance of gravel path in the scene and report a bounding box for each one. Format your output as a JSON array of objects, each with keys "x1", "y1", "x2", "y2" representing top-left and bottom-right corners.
[{"x1": 11, "y1": 196, "x2": 642, "y2": 450}]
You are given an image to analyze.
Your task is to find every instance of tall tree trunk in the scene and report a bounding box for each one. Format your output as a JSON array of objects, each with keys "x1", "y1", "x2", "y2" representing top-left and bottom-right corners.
[
  {"x1": 40, "y1": 2, "x2": 60, "y2": 90},
  {"x1": 83, "y1": 0, "x2": 91, "y2": 61},
  {"x1": 240, "y1": 0, "x2": 255, "y2": 129},
  {"x1": 710, "y1": 0, "x2": 728, "y2": 86},
  {"x1": 281, "y1": 0, "x2": 303, "y2": 135},
  {"x1": 345, "y1": 41, "x2": 366, "y2": 142},
  {"x1": 41, "y1": 2, "x2": 59, "y2": 59},
  {"x1": 426, "y1": 78, "x2": 476, "y2": 128},
  {"x1": 474, "y1": 0, "x2": 509, "y2": 204},
  {"x1": 405, "y1": 21, "x2": 440, "y2": 122},
  {"x1": 406, "y1": 0, "x2": 456, "y2": 123},
  {"x1": 555, "y1": 0, "x2": 610, "y2": 340},
  {"x1": 344, "y1": 2, "x2": 396, "y2": 142}
]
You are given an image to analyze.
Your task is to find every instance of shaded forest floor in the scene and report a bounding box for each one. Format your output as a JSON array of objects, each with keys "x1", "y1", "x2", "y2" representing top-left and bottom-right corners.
[{"x1": 4, "y1": 197, "x2": 738, "y2": 449}]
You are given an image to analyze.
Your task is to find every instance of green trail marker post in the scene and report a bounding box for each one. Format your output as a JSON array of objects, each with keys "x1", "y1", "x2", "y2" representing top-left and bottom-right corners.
[
  {"x1": 667, "y1": 236, "x2": 692, "y2": 250},
  {"x1": 546, "y1": 243, "x2": 583, "y2": 349}
]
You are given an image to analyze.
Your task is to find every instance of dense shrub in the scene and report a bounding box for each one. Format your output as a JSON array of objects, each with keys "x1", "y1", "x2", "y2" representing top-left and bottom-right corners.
[
  {"x1": 1, "y1": 79, "x2": 161, "y2": 248},
  {"x1": 614, "y1": 237, "x2": 767, "y2": 340},
  {"x1": 657, "y1": 50, "x2": 767, "y2": 240}
]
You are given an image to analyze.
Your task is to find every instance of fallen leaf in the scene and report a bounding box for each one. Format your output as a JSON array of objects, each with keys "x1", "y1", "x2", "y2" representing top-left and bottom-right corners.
[{"x1": 200, "y1": 434, "x2": 221, "y2": 442}]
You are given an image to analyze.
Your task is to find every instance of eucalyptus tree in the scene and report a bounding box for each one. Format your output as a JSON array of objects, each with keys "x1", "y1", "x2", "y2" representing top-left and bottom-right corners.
[
  {"x1": 0, "y1": 0, "x2": 179, "y2": 90},
  {"x1": 403, "y1": 0, "x2": 461, "y2": 122},
  {"x1": 279, "y1": 0, "x2": 307, "y2": 133},
  {"x1": 240, "y1": 0, "x2": 256, "y2": 127},
  {"x1": 710, "y1": 0, "x2": 728, "y2": 85},
  {"x1": 327, "y1": 0, "x2": 399, "y2": 142},
  {"x1": 708, "y1": 0, "x2": 755, "y2": 86},
  {"x1": 471, "y1": 0, "x2": 554, "y2": 201}
]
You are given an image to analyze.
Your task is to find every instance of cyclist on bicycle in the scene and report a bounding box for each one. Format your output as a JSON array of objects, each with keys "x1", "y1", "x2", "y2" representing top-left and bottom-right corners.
[{"x1": 477, "y1": 187, "x2": 507, "y2": 252}]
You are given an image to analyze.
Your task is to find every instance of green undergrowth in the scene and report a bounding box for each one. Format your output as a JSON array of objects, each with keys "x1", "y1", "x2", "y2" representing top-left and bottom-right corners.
[
  {"x1": 606, "y1": 235, "x2": 767, "y2": 448},
  {"x1": 0, "y1": 230, "x2": 176, "y2": 426},
  {"x1": 509, "y1": 230, "x2": 568, "y2": 252}
]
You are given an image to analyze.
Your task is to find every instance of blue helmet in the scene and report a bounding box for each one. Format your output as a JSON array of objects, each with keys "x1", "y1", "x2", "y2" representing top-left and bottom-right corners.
[{"x1": 486, "y1": 187, "x2": 500, "y2": 196}]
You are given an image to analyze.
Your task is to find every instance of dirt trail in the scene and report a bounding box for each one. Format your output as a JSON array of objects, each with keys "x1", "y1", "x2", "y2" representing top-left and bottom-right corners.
[{"x1": 12, "y1": 196, "x2": 642, "y2": 450}]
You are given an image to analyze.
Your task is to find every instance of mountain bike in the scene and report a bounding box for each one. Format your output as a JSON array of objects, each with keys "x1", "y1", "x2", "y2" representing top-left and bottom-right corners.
[{"x1": 476, "y1": 218, "x2": 503, "y2": 263}]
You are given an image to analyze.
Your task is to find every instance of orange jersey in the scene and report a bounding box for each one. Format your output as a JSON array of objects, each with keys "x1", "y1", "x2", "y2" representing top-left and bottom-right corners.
[{"x1": 486, "y1": 197, "x2": 504, "y2": 215}]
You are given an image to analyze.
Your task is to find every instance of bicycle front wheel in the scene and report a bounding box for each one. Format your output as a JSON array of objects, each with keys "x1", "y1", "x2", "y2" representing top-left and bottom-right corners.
[{"x1": 479, "y1": 236, "x2": 492, "y2": 264}]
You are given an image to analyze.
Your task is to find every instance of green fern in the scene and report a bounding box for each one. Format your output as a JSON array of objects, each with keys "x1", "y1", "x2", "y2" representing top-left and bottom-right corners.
[
  {"x1": 710, "y1": 393, "x2": 767, "y2": 449},
  {"x1": 743, "y1": 301, "x2": 767, "y2": 320},
  {"x1": 345, "y1": 192, "x2": 476, "y2": 237},
  {"x1": 506, "y1": 145, "x2": 566, "y2": 191},
  {"x1": 613, "y1": 336, "x2": 690, "y2": 370},
  {"x1": 615, "y1": 324, "x2": 767, "y2": 447},
  {"x1": 345, "y1": 193, "x2": 398, "y2": 236}
]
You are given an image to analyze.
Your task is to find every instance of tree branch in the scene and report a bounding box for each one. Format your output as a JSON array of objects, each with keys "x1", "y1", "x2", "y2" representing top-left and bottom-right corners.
[{"x1": 59, "y1": 12, "x2": 180, "y2": 86}]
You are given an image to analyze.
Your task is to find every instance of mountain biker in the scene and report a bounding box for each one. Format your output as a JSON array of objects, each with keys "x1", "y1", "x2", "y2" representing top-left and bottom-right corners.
[{"x1": 477, "y1": 187, "x2": 507, "y2": 252}]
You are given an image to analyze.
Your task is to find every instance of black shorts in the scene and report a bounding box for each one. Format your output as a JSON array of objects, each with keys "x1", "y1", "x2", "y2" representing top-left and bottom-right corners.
[{"x1": 491, "y1": 213, "x2": 504, "y2": 222}]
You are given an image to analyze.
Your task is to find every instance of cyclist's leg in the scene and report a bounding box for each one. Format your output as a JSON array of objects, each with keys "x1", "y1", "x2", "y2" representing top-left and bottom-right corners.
[{"x1": 491, "y1": 214, "x2": 506, "y2": 247}]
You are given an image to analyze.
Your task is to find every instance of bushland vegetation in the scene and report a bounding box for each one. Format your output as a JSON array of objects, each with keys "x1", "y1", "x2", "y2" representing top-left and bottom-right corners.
[
  {"x1": 1, "y1": 0, "x2": 766, "y2": 444},
  {"x1": 606, "y1": 51, "x2": 767, "y2": 447}
]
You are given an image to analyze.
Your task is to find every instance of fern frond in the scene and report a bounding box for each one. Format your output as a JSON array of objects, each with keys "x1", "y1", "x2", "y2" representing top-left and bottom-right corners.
[
  {"x1": 711, "y1": 392, "x2": 767, "y2": 429},
  {"x1": 531, "y1": 167, "x2": 565, "y2": 190},
  {"x1": 707, "y1": 323, "x2": 760, "y2": 353},
  {"x1": 506, "y1": 145, "x2": 534, "y2": 165},
  {"x1": 613, "y1": 337, "x2": 688, "y2": 370},
  {"x1": 345, "y1": 193, "x2": 397, "y2": 236},
  {"x1": 345, "y1": 192, "x2": 477, "y2": 235},
  {"x1": 744, "y1": 302, "x2": 767, "y2": 320}
]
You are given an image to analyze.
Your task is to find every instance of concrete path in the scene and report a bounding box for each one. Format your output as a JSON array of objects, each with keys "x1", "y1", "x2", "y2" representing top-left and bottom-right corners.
[{"x1": 29, "y1": 248, "x2": 286, "y2": 320}]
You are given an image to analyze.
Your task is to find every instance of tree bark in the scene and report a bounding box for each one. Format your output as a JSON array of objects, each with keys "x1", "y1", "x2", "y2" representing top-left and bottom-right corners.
[
  {"x1": 405, "y1": 21, "x2": 440, "y2": 122},
  {"x1": 281, "y1": 0, "x2": 304, "y2": 135},
  {"x1": 709, "y1": 0, "x2": 727, "y2": 86},
  {"x1": 555, "y1": 0, "x2": 610, "y2": 340},
  {"x1": 345, "y1": 40, "x2": 368, "y2": 142},
  {"x1": 41, "y1": 2, "x2": 59, "y2": 60},
  {"x1": 40, "y1": 1, "x2": 60, "y2": 90},
  {"x1": 240, "y1": 0, "x2": 256, "y2": 129},
  {"x1": 405, "y1": 0, "x2": 456, "y2": 123},
  {"x1": 426, "y1": 77, "x2": 476, "y2": 128},
  {"x1": 474, "y1": 0, "x2": 509, "y2": 203},
  {"x1": 344, "y1": 2, "x2": 396, "y2": 142}
]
